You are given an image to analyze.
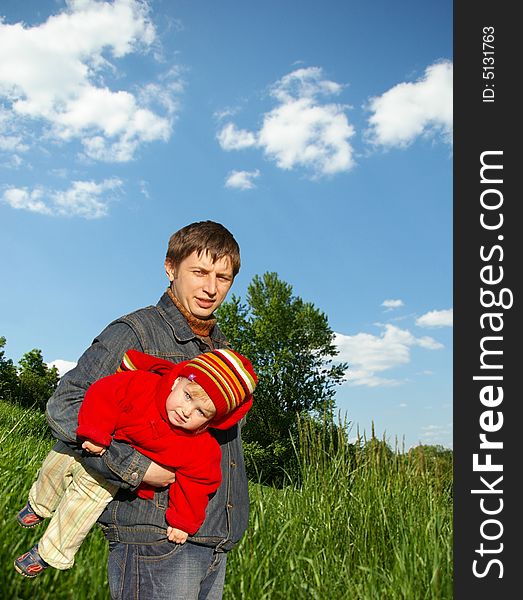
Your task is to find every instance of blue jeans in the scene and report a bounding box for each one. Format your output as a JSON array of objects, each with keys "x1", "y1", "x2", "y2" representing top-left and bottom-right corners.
[{"x1": 108, "y1": 541, "x2": 227, "y2": 600}]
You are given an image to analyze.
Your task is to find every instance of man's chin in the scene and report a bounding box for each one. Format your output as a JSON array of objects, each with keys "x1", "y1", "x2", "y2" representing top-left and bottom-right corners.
[{"x1": 191, "y1": 304, "x2": 215, "y2": 319}]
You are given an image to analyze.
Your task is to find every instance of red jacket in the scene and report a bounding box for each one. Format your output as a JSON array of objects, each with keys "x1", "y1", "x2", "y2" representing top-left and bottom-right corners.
[{"x1": 76, "y1": 370, "x2": 222, "y2": 535}]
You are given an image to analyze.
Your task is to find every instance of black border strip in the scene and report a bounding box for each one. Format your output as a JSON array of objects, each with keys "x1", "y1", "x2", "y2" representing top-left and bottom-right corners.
[{"x1": 454, "y1": 2, "x2": 518, "y2": 597}]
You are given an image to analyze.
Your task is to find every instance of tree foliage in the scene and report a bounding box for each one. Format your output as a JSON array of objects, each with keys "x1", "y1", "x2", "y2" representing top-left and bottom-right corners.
[
  {"x1": 0, "y1": 337, "x2": 59, "y2": 410},
  {"x1": 18, "y1": 348, "x2": 59, "y2": 410},
  {"x1": 0, "y1": 336, "x2": 19, "y2": 402},
  {"x1": 407, "y1": 443, "x2": 453, "y2": 491},
  {"x1": 217, "y1": 272, "x2": 348, "y2": 483}
]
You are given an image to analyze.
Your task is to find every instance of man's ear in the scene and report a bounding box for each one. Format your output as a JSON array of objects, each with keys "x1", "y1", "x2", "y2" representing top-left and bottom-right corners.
[{"x1": 164, "y1": 259, "x2": 176, "y2": 282}]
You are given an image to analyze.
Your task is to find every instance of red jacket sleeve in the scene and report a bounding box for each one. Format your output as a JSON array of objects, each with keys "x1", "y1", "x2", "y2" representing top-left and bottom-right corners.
[
  {"x1": 165, "y1": 437, "x2": 222, "y2": 534},
  {"x1": 76, "y1": 371, "x2": 135, "y2": 447}
]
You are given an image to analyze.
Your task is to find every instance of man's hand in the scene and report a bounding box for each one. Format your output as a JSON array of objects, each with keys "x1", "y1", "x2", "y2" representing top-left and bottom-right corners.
[
  {"x1": 167, "y1": 526, "x2": 188, "y2": 544},
  {"x1": 82, "y1": 439, "x2": 108, "y2": 455},
  {"x1": 142, "y1": 462, "x2": 176, "y2": 487}
]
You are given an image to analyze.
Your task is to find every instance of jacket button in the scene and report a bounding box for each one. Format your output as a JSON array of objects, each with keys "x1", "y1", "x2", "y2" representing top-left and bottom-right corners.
[
  {"x1": 226, "y1": 503, "x2": 233, "y2": 509},
  {"x1": 230, "y1": 460, "x2": 237, "y2": 468},
  {"x1": 131, "y1": 472, "x2": 139, "y2": 481}
]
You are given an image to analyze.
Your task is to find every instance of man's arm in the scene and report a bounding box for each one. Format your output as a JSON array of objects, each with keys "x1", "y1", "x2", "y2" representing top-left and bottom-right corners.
[{"x1": 46, "y1": 322, "x2": 153, "y2": 489}]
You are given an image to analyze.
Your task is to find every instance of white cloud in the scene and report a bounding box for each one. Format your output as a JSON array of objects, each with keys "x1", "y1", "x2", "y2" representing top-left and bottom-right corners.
[
  {"x1": 214, "y1": 106, "x2": 241, "y2": 122},
  {"x1": 272, "y1": 67, "x2": 344, "y2": 102},
  {"x1": 0, "y1": 134, "x2": 28, "y2": 153},
  {"x1": 0, "y1": 107, "x2": 30, "y2": 156},
  {"x1": 335, "y1": 324, "x2": 443, "y2": 387},
  {"x1": 217, "y1": 123, "x2": 257, "y2": 150},
  {"x1": 416, "y1": 308, "x2": 453, "y2": 328},
  {"x1": 366, "y1": 60, "x2": 453, "y2": 148},
  {"x1": 217, "y1": 66, "x2": 355, "y2": 178},
  {"x1": 2, "y1": 187, "x2": 50, "y2": 215},
  {"x1": 420, "y1": 423, "x2": 453, "y2": 445},
  {"x1": 48, "y1": 359, "x2": 77, "y2": 377},
  {"x1": 382, "y1": 299, "x2": 404, "y2": 310},
  {"x1": 139, "y1": 67, "x2": 185, "y2": 115},
  {"x1": 0, "y1": 0, "x2": 180, "y2": 163},
  {"x1": 225, "y1": 169, "x2": 260, "y2": 190},
  {"x1": 139, "y1": 179, "x2": 150, "y2": 199},
  {"x1": 2, "y1": 178, "x2": 122, "y2": 218},
  {"x1": 1, "y1": 154, "x2": 23, "y2": 168}
]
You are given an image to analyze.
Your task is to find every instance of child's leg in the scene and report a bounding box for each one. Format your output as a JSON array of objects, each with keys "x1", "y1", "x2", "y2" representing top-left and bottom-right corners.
[
  {"x1": 27, "y1": 447, "x2": 78, "y2": 518},
  {"x1": 37, "y1": 457, "x2": 118, "y2": 570}
]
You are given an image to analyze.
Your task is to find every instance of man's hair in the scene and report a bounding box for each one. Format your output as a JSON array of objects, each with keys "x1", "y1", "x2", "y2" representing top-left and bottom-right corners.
[{"x1": 166, "y1": 221, "x2": 241, "y2": 276}]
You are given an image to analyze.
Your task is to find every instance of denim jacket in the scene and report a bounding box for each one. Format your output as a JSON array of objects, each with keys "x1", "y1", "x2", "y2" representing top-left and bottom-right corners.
[{"x1": 45, "y1": 292, "x2": 250, "y2": 551}]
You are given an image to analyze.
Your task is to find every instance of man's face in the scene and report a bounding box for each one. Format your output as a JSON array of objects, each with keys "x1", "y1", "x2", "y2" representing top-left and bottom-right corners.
[
  {"x1": 165, "y1": 377, "x2": 216, "y2": 431},
  {"x1": 166, "y1": 250, "x2": 234, "y2": 319}
]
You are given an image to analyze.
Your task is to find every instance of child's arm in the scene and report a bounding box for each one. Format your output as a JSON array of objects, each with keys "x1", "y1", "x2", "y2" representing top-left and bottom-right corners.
[
  {"x1": 76, "y1": 371, "x2": 136, "y2": 447},
  {"x1": 166, "y1": 526, "x2": 189, "y2": 544},
  {"x1": 82, "y1": 439, "x2": 107, "y2": 455},
  {"x1": 45, "y1": 326, "x2": 154, "y2": 490}
]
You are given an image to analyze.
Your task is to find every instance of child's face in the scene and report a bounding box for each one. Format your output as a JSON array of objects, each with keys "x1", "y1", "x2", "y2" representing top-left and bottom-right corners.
[{"x1": 165, "y1": 377, "x2": 216, "y2": 431}]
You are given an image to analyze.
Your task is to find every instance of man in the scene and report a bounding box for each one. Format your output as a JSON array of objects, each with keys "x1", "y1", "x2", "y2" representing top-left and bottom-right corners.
[{"x1": 46, "y1": 221, "x2": 249, "y2": 599}]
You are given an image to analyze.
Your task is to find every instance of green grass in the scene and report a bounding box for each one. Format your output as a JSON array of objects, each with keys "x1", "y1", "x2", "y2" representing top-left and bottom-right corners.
[{"x1": 0, "y1": 401, "x2": 452, "y2": 599}]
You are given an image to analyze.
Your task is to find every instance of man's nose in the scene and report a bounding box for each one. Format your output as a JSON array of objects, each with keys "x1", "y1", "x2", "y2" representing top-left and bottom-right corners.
[{"x1": 202, "y1": 274, "x2": 217, "y2": 296}]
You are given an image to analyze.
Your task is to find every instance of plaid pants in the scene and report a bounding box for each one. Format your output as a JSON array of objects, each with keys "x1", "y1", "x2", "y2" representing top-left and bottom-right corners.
[{"x1": 28, "y1": 446, "x2": 118, "y2": 569}]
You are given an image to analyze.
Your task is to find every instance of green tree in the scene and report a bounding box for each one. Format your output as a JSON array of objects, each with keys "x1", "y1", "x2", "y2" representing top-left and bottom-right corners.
[
  {"x1": 407, "y1": 444, "x2": 453, "y2": 493},
  {"x1": 217, "y1": 272, "x2": 348, "y2": 484},
  {"x1": 0, "y1": 336, "x2": 19, "y2": 402},
  {"x1": 18, "y1": 348, "x2": 59, "y2": 410}
]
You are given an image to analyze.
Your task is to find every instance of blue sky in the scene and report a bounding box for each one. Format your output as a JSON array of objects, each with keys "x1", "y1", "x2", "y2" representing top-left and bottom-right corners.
[{"x1": 0, "y1": 0, "x2": 453, "y2": 450}]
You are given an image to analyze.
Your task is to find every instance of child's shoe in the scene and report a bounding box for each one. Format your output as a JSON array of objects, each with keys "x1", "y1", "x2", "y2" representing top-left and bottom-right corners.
[
  {"x1": 14, "y1": 545, "x2": 49, "y2": 578},
  {"x1": 16, "y1": 502, "x2": 44, "y2": 528}
]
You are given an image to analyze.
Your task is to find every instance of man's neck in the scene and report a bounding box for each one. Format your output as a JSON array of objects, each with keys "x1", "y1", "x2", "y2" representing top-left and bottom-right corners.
[{"x1": 166, "y1": 287, "x2": 216, "y2": 337}]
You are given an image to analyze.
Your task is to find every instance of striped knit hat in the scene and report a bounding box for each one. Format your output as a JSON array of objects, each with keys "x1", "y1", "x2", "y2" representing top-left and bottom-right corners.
[
  {"x1": 119, "y1": 348, "x2": 257, "y2": 430},
  {"x1": 178, "y1": 349, "x2": 256, "y2": 425}
]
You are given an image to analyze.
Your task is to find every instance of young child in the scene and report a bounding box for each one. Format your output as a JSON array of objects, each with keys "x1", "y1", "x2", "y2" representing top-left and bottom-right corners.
[{"x1": 14, "y1": 348, "x2": 257, "y2": 578}]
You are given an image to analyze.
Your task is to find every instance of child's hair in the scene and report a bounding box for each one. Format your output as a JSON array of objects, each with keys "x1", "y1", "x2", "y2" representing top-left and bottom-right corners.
[{"x1": 166, "y1": 221, "x2": 241, "y2": 276}]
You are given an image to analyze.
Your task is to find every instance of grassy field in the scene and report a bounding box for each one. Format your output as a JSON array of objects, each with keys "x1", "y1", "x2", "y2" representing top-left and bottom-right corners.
[{"x1": 0, "y1": 400, "x2": 452, "y2": 599}]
